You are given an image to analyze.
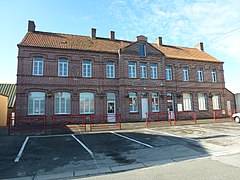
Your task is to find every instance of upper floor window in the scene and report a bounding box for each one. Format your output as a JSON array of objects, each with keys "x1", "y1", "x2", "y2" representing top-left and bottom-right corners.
[
  {"x1": 80, "y1": 92, "x2": 94, "y2": 114},
  {"x1": 28, "y1": 92, "x2": 45, "y2": 115},
  {"x1": 211, "y1": 69, "x2": 217, "y2": 82},
  {"x1": 58, "y1": 59, "x2": 68, "y2": 77},
  {"x1": 129, "y1": 92, "x2": 138, "y2": 112},
  {"x1": 183, "y1": 93, "x2": 192, "y2": 111},
  {"x1": 197, "y1": 68, "x2": 204, "y2": 82},
  {"x1": 150, "y1": 63, "x2": 158, "y2": 79},
  {"x1": 106, "y1": 62, "x2": 115, "y2": 78},
  {"x1": 54, "y1": 92, "x2": 71, "y2": 114},
  {"x1": 139, "y1": 44, "x2": 146, "y2": 57},
  {"x1": 166, "y1": 65, "x2": 172, "y2": 80},
  {"x1": 182, "y1": 67, "x2": 189, "y2": 81},
  {"x1": 82, "y1": 60, "x2": 92, "y2": 77},
  {"x1": 33, "y1": 57, "x2": 43, "y2": 76},
  {"x1": 128, "y1": 62, "x2": 136, "y2": 78},
  {"x1": 140, "y1": 63, "x2": 147, "y2": 79}
]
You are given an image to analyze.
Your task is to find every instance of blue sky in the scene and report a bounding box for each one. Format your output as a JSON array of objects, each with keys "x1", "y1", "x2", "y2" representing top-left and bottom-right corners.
[{"x1": 0, "y1": 0, "x2": 240, "y2": 93}]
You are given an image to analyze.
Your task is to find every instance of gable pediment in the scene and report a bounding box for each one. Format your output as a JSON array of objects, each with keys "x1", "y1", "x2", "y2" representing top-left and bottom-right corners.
[{"x1": 121, "y1": 40, "x2": 165, "y2": 57}]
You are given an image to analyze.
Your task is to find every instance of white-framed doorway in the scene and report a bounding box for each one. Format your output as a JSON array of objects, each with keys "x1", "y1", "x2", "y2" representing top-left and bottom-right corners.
[
  {"x1": 167, "y1": 93, "x2": 174, "y2": 120},
  {"x1": 107, "y1": 93, "x2": 116, "y2": 122},
  {"x1": 141, "y1": 93, "x2": 148, "y2": 119}
]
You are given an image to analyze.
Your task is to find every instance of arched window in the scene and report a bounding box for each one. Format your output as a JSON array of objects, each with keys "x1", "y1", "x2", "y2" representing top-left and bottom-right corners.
[
  {"x1": 80, "y1": 92, "x2": 94, "y2": 114},
  {"x1": 54, "y1": 92, "x2": 71, "y2": 114}
]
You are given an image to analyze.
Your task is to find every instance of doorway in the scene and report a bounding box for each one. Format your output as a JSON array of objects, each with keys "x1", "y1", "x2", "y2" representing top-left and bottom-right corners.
[
  {"x1": 167, "y1": 93, "x2": 174, "y2": 120},
  {"x1": 107, "y1": 93, "x2": 116, "y2": 122},
  {"x1": 141, "y1": 93, "x2": 148, "y2": 119}
]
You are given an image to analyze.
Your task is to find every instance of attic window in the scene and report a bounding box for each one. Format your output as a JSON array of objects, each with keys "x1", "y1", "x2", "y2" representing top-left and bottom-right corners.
[
  {"x1": 60, "y1": 40, "x2": 67, "y2": 44},
  {"x1": 139, "y1": 44, "x2": 146, "y2": 57}
]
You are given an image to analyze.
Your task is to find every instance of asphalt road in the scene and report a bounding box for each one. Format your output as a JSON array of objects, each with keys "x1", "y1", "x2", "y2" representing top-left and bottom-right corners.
[{"x1": 0, "y1": 121, "x2": 240, "y2": 179}]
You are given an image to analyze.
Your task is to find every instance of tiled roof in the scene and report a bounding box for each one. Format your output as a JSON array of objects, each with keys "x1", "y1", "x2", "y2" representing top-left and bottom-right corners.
[
  {"x1": 19, "y1": 31, "x2": 221, "y2": 62},
  {"x1": 0, "y1": 84, "x2": 16, "y2": 108}
]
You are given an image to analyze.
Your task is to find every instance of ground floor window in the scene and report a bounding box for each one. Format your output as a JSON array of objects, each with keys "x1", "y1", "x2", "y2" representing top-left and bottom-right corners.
[
  {"x1": 54, "y1": 92, "x2": 71, "y2": 114},
  {"x1": 80, "y1": 92, "x2": 94, "y2": 114},
  {"x1": 198, "y1": 93, "x2": 207, "y2": 110},
  {"x1": 152, "y1": 92, "x2": 159, "y2": 112},
  {"x1": 183, "y1": 93, "x2": 192, "y2": 111},
  {"x1": 212, "y1": 94, "x2": 221, "y2": 110},
  {"x1": 28, "y1": 92, "x2": 45, "y2": 115},
  {"x1": 129, "y1": 92, "x2": 138, "y2": 113}
]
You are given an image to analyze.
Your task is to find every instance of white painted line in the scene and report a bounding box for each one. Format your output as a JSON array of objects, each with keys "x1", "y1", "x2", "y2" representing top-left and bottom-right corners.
[
  {"x1": 71, "y1": 134, "x2": 94, "y2": 158},
  {"x1": 29, "y1": 133, "x2": 72, "y2": 138},
  {"x1": 14, "y1": 136, "x2": 29, "y2": 162},
  {"x1": 111, "y1": 132, "x2": 154, "y2": 148}
]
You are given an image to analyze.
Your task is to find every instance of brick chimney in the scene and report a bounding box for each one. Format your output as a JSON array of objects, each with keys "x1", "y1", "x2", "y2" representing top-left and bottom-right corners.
[
  {"x1": 110, "y1": 31, "x2": 115, "y2": 40},
  {"x1": 156, "y1": 37, "x2": 162, "y2": 46},
  {"x1": 136, "y1": 35, "x2": 147, "y2": 42},
  {"x1": 195, "y1": 42, "x2": 204, "y2": 52},
  {"x1": 28, "y1": 20, "x2": 36, "y2": 32},
  {"x1": 90, "y1": 28, "x2": 96, "y2": 39}
]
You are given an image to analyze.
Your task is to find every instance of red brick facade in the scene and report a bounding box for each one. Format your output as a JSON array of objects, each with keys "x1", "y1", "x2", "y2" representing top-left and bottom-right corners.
[{"x1": 16, "y1": 21, "x2": 235, "y2": 122}]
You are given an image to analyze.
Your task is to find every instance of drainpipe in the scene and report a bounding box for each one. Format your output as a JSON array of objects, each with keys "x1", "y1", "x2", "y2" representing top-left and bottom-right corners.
[{"x1": 118, "y1": 49, "x2": 122, "y2": 117}]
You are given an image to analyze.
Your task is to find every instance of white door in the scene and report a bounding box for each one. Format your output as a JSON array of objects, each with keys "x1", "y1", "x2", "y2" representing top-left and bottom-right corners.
[
  {"x1": 227, "y1": 101, "x2": 231, "y2": 115},
  {"x1": 167, "y1": 93, "x2": 174, "y2": 120},
  {"x1": 141, "y1": 98, "x2": 148, "y2": 119},
  {"x1": 107, "y1": 101, "x2": 116, "y2": 122}
]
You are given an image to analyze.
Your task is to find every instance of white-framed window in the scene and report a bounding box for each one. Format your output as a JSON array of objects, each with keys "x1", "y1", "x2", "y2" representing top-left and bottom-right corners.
[
  {"x1": 166, "y1": 65, "x2": 172, "y2": 80},
  {"x1": 152, "y1": 92, "x2": 159, "y2": 112},
  {"x1": 150, "y1": 63, "x2": 158, "y2": 79},
  {"x1": 197, "y1": 68, "x2": 204, "y2": 82},
  {"x1": 58, "y1": 59, "x2": 68, "y2": 77},
  {"x1": 183, "y1": 93, "x2": 192, "y2": 111},
  {"x1": 129, "y1": 92, "x2": 138, "y2": 112},
  {"x1": 54, "y1": 92, "x2": 71, "y2": 114},
  {"x1": 211, "y1": 69, "x2": 217, "y2": 82},
  {"x1": 212, "y1": 94, "x2": 221, "y2": 110},
  {"x1": 82, "y1": 60, "x2": 92, "y2": 77},
  {"x1": 28, "y1": 92, "x2": 45, "y2": 115},
  {"x1": 128, "y1": 62, "x2": 136, "y2": 78},
  {"x1": 198, "y1": 93, "x2": 207, "y2": 110},
  {"x1": 140, "y1": 63, "x2": 147, "y2": 78},
  {"x1": 33, "y1": 57, "x2": 43, "y2": 76},
  {"x1": 106, "y1": 62, "x2": 115, "y2": 78},
  {"x1": 182, "y1": 67, "x2": 189, "y2": 81},
  {"x1": 139, "y1": 44, "x2": 146, "y2": 57},
  {"x1": 80, "y1": 92, "x2": 94, "y2": 114}
]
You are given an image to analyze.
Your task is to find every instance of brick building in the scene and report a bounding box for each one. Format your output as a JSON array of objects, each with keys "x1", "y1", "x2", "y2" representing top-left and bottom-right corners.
[{"x1": 16, "y1": 21, "x2": 235, "y2": 122}]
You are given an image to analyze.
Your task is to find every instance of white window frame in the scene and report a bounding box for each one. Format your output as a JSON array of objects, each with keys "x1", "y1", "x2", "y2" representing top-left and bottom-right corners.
[
  {"x1": 182, "y1": 67, "x2": 189, "y2": 81},
  {"x1": 128, "y1": 62, "x2": 137, "y2": 78},
  {"x1": 166, "y1": 65, "x2": 172, "y2": 80},
  {"x1": 211, "y1": 69, "x2": 217, "y2": 82},
  {"x1": 197, "y1": 68, "x2": 204, "y2": 82},
  {"x1": 150, "y1": 63, "x2": 158, "y2": 79},
  {"x1": 58, "y1": 59, "x2": 68, "y2": 77},
  {"x1": 129, "y1": 92, "x2": 138, "y2": 113},
  {"x1": 152, "y1": 92, "x2": 159, "y2": 112},
  {"x1": 33, "y1": 57, "x2": 43, "y2": 76},
  {"x1": 198, "y1": 93, "x2": 207, "y2": 110},
  {"x1": 54, "y1": 92, "x2": 71, "y2": 114},
  {"x1": 140, "y1": 63, "x2": 147, "y2": 79},
  {"x1": 28, "y1": 92, "x2": 45, "y2": 115},
  {"x1": 80, "y1": 92, "x2": 94, "y2": 114},
  {"x1": 183, "y1": 93, "x2": 192, "y2": 111},
  {"x1": 139, "y1": 44, "x2": 146, "y2": 57},
  {"x1": 106, "y1": 62, "x2": 115, "y2": 78},
  {"x1": 82, "y1": 60, "x2": 92, "y2": 77},
  {"x1": 212, "y1": 94, "x2": 221, "y2": 110}
]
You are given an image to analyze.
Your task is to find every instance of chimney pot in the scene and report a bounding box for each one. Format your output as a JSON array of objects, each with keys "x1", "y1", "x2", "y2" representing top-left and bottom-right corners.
[
  {"x1": 156, "y1": 37, "x2": 162, "y2": 46},
  {"x1": 28, "y1": 20, "x2": 36, "y2": 32},
  {"x1": 110, "y1": 31, "x2": 115, "y2": 40},
  {"x1": 195, "y1": 42, "x2": 204, "y2": 52},
  {"x1": 91, "y1": 28, "x2": 96, "y2": 39}
]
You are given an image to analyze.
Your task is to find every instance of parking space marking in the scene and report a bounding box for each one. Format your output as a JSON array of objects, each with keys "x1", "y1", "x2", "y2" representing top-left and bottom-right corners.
[
  {"x1": 71, "y1": 134, "x2": 94, "y2": 158},
  {"x1": 29, "y1": 134, "x2": 72, "y2": 138},
  {"x1": 14, "y1": 136, "x2": 29, "y2": 163},
  {"x1": 111, "y1": 131, "x2": 154, "y2": 148}
]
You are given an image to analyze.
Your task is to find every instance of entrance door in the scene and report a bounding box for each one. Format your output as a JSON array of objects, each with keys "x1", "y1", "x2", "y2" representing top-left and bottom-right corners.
[
  {"x1": 141, "y1": 93, "x2": 148, "y2": 119},
  {"x1": 167, "y1": 93, "x2": 174, "y2": 120},
  {"x1": 107, "y1": 101, "x2": 116, "y2": 122}
]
